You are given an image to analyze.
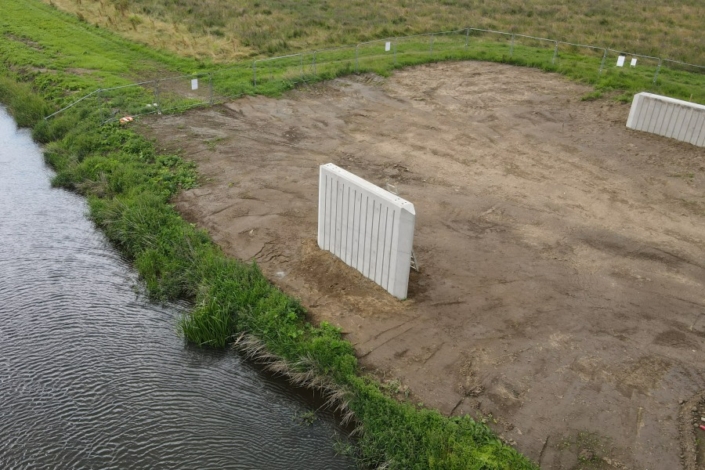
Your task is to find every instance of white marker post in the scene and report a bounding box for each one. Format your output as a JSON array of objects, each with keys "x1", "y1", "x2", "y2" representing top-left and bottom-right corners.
[
  {"x1": 616, "y1": 55, "x2": 626, "y2": 67},
  {"x1": 385, "y1": 41, "x2": 391, "y2": 52},
  {"x1": 191, "y1": 79, "x2": 199, "y2": 90},
  {"x1": 630, "y1": 58, "x2": 637, "y2": 67}
]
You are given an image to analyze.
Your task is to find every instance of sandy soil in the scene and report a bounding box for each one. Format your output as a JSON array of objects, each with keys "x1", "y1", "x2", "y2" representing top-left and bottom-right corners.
[{"x1": 142, "y1": 62, "x2": 705, "y2": 469}]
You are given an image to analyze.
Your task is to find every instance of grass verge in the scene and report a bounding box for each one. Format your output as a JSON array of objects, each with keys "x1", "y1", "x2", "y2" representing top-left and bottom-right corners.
[
  {"x1": 89, "y1": 30, "x2": 705, "y2": 125},
  {"x1": 235, "y1": 32, "x2": 705, "y2": 105}
]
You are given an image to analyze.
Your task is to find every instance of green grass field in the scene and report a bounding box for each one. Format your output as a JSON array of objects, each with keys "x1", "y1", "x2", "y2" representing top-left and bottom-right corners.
[{"x1": 45, "y1": 0, "x2": 705, "y2": 66}]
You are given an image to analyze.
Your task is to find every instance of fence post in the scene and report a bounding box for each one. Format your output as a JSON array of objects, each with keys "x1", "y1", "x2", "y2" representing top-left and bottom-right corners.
[
  {"x1": 155, "y1": 80, "x2": 162, "y2": 115},
  {"x1": 430, "y1": 34, "x2": 434, "y2": 55},
  {"x1": 552, "y1": 41, "x2": 558, "y2": 65},
  {"x1": 97, "y1": 88, "x2": 103, "y2": 124},
  {"x1": 653, "y1": 59, "x2": 662, "y2": 85},
  {"x1": 355, "y1": 45, "x2": 359, "y2": 73},
  {"x1": 209, "y1": 73, "x2": 214, "y2": 106},
  {"x1": 598, "y1": 49, "x2": 607, "y2": 76},
  {"x1": 393, "y1": 40, "x2": 397, "y2": 66},
  {"x1": 313, "y1": 51, "x2": 317, "y2": 76},
  {"x1": 465, "y1": 28, "x2": 469, "y2": 50},
  {"x1": 510, "y1": 34, "x2": 515, "y2": 58},
  {"x1": 253, "y1": 61, "x2": 257, "y2": 89},
  {"x1": 300, "y1": 54, "x2": 304, "y2": 80}
]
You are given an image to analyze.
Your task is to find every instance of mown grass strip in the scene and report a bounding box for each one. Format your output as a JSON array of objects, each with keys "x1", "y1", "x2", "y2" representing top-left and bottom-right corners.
[
  {"x1": 77, "y1": 29, "x2": 705, "y2": 126},
  {"x1": 229, "y1": 31, "x2": 705, "y2": 105}
]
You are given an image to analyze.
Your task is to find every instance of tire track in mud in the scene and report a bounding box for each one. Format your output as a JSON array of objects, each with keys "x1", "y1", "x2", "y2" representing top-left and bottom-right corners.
[{"x1": 142, "y1": 61, "x2": 705, "y2": 469}]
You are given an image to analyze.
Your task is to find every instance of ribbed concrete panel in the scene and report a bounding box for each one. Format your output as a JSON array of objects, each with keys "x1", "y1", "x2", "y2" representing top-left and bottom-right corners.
[
  {"x1": 318, "y1": 163, "x2": 416, "y2": 299},
  {"x1": 681, "y1": 107, "x2": 695, "y2": 139},
  {"x1": 627, "y1": 92, "x2": 705, "y2": 147},
  {"x1": 693, "y1": 113, "x2": 705, "y2": 146}
]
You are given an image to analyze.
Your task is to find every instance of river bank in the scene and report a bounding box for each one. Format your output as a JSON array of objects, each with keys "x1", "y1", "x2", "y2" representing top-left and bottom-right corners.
[{"x1": 0, "y1": 106, "x2": 356, "y2": 469}]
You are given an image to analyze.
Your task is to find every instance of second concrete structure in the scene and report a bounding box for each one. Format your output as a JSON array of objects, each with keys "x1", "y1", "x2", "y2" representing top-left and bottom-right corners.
[{"x1": 627, "y1": 92, "x2": 705, "y2": 147}]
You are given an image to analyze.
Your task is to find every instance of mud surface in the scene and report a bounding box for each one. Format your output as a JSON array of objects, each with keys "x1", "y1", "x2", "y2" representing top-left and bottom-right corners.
[
  {"x1": 680, "y1": 390, "x2": 705, "y2": 470},
  {"x1": 142, "y1": 62, "x2": 705, "y2": 469}
]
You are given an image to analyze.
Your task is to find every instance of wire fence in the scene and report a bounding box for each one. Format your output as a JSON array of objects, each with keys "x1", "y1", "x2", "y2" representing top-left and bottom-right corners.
[{"x1": 45, "y1": 26, "x2": 705, "y2": 124}]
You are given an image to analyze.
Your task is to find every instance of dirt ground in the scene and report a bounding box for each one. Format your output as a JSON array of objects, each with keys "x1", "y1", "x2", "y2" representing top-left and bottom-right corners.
[{"x1": 142, "y1": 62, "x2": 705, "y2": 469}]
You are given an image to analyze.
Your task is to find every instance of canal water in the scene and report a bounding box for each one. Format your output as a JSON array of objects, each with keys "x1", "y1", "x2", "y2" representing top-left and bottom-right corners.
[{"x1": 0, "y1": 107, "x2": 354, "y2": 469}]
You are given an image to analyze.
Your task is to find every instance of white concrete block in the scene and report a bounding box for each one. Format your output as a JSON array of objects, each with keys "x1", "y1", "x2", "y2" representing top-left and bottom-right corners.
[
  {"x1": 627, "y1": 93, "x2": 705, "y2": 147},
  {"x1": 626, "y1": 93, "x2": 642, "y2": 129},
  {"x1": 318, "y1": 163, "x2": 416, "y2": 299},
  {"x1": 662, "y1": 105, "x2": 676, "y2": 137},
  {"x1": 678, "y1": 109, "x2": 695, "y2": 142},
  {"x1": 686, "y1": 110, "x2": 701, "y2": 143},
  {"x1": 645, "y1": 100, "x2": 663, "y2": 134},
  {"x1": 664, "y1": 105, "x2": 681, "y2": 138},
  {"x1": 656, "y1": 104, "x2": 674, "y2": 136},
  {"x1": 666, "y1": 105, "x2": 688, "y2": 139},
  {"x1": 653, "y1": 102, "x2": 670, "y2": 134},
  {"x1": 697, "y1": 118, "x2": 705, "y2": 147},
  {"x1": 689, "y1": 113, "x2": 705, "y2": 145},
  {"x1": 627, "y1": 94, "x2": 646, "y2": 131},
  {"x1": 646, "y1": 99, "x2": 661, "y2": 133}
]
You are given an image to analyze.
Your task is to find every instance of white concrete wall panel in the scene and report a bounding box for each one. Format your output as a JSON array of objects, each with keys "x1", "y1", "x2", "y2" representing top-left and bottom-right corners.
[
  {"x1": 627, "y1": 92, "x2": 705, "y2": 147},
  {"x1": 646, "y1": 100, "x2": 664, "y2": 134},
  {"x1": 681, "y1": 110, "x2": 696, "y2": 141},
  {"x1": 694, "y1": 113, "x2": 705, "y2": 146},
  {"x1": 626, "y1": 94, "x2": 640, "y2": 129},
  {"x1": 318, "y1": 163, "x2": 415, "y2": 299},
  {"x1": 689, "y1": 112, "x2": 702, "y2": 142}
]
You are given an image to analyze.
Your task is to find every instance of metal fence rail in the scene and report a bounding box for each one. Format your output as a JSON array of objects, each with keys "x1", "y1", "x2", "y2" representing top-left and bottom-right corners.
[{"x1": 45, "y1": 26, "x2": 705, "y2": 124}]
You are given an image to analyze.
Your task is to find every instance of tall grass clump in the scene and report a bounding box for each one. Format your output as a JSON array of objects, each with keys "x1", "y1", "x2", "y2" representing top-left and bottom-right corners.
[{"x1": 0, "y1": 76, "x2": 50, "y2": 128}]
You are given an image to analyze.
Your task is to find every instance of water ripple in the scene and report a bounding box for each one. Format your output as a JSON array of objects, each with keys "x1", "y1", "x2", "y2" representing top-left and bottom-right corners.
[{"x1": 0, "y1": 108, "x2": 354, "y2": 469}]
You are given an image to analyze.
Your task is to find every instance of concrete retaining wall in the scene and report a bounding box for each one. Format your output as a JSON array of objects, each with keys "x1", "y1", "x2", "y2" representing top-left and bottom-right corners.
[
  {"x1": 318, "y1": 163, "x2": 415, "y2": 299},
  {"x1": 627, "y1": 92, "x2": 705, "y2": 147}
]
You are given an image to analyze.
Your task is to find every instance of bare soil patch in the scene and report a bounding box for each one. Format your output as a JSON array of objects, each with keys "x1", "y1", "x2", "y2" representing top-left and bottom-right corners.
[{"x1": 142, "y1": 62, "x2": 705, "y2": 469}]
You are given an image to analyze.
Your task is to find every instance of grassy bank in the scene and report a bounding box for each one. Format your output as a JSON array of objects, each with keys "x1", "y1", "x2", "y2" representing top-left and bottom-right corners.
[
  {"x1": 218, "y1": 32, "x2": 705, "y2": 106},
  {"x1": 82, "y1": 29, "x2": 705, "y2": 126},
  {"x1": 44, "y1": 0, "x2": 705, "y2": 66},
  {"x1": 1, "y1": 1, "x2": 535, "y2": 468}
]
